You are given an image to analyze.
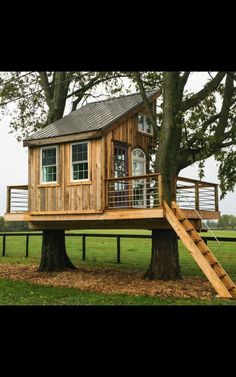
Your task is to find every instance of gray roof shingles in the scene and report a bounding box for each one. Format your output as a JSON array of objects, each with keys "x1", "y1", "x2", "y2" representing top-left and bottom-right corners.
[{"x1": 25, "y1": 89, "x2": 160, "y2": 141}]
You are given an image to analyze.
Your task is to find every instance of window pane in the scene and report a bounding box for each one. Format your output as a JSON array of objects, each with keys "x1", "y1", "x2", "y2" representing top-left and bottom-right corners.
[
  {"x1": 138, "y1": 114, "x2": 144, "y2": 131},
  {"x1": 145, "y1": 116, "x2": 153, "y2": 134},
  {"x1": 73, "y1": 162, "x2": 88, "y2": 180},
  {"x1": 42, "y1": 148, "x2": 56, "y2": 166},
  {"x1": 42, "y1": 166, "x2": 56, "y2": 182},
  {"x1": 72, "y1": 143, "x2": 87, "y2": 162}
]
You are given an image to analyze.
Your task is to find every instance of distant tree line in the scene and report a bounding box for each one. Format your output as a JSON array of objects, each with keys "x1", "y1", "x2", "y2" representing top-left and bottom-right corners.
[
  {"x1": 205, "y1": 215, "x2": 236, "y2": 230},
  {"x1": 0, "y1": 217, "x2": 28, "y2": 232}
]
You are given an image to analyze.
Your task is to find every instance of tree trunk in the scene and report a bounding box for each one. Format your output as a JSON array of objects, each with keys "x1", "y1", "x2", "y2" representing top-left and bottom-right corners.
[
  {"x1": 145, "y1": 72, "x2": 182, "y2": 280},
  {"x1": 38, "y1": 230, "x2": 77, "y2": 272},
  {"x1": 144, "y1": 229, "x2": 181, "y2": 280}
]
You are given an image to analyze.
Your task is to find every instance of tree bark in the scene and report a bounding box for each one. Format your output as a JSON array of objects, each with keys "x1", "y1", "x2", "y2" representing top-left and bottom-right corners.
[
  {"x1": 144, "y1": 230, "x2": 181, "y2": 280},
  {"x1": 38, "y1": 230, "x2": 76, "y2": 272},
  {"x1": 145, "y1": 72, "x2": 182, "y2": 280}
]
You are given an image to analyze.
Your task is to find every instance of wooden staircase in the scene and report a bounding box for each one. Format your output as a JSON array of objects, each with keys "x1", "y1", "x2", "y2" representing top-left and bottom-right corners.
[{"x1": 164, "y1": 201, "x2": 236, "y2": 299}]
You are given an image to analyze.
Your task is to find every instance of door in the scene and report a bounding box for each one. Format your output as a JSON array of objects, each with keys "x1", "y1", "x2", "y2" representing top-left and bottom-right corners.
[
  {"x1": 132, "y1": 149, "x2": 146, "y2": 208},
  {"x1": 113, "y1": 144, "x2": 129, "y2": 207}
]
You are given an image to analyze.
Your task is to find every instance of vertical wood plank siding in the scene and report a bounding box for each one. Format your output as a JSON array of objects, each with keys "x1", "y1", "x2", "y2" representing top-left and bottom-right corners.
[
  {"x1": 29, "y1": 140, "x2": 103, "y2": 212},
  {"x1": 28, "y1": 102, "x2": 156, "y2": 213}
]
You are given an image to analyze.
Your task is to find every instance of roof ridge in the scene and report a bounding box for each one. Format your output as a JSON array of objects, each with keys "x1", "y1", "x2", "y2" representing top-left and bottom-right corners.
[{"x1": 85, "y1": 89, "x2": 160, "y2": 106}]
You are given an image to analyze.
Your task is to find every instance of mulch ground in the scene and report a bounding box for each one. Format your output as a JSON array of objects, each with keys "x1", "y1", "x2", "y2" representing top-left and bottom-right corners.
[{"x1": 0, "y1": 263, "x2": 216, "y2": 300}]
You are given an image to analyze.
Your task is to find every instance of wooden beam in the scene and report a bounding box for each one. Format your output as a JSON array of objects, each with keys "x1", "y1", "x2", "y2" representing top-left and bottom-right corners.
[{"x1": 23, "y1": 130, "x2": 103, "y2": 147}]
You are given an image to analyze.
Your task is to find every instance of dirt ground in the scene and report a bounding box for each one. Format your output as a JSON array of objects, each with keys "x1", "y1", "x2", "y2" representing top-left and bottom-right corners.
[{"x1": 0, "y1": 263, "x2": 216, "y2": 300}]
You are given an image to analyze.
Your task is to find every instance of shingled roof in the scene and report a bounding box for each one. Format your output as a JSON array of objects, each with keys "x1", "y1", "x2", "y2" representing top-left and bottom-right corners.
[{"x1": 25, "y1": 89, "x2": 160, "y2": 141}]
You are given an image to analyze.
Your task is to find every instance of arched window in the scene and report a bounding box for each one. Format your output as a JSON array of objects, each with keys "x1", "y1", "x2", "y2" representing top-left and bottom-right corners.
[
  {"x1": 132, "y1": 149, "x2": 146, "y2": 176},
  {"x1": 132, "y1": 149, "x2": 146, "y2": 208}
]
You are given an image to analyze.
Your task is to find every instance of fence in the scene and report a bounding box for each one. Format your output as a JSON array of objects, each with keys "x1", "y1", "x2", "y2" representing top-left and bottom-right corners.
[{"x1": 0, "y1": 232, "x2": 236, "y2": 264}]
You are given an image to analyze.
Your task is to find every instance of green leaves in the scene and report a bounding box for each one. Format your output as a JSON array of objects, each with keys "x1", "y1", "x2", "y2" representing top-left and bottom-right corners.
[{"x1": 216, "y1": 148, "x2": 236, "y2": 199}]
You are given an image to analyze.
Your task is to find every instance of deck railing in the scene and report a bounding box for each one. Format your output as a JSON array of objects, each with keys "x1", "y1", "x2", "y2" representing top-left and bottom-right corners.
[
  {"x1": 106, "y1": 174, "x2": 161, "y2": 209},
  {"x1": 176, "y1": 177, "x2": 219, "y2": 212},
  {"x1": 6, "y1": 185, "x2": 29, "y2": 213},
  {"x1": 6, "y1": 176, "x2": 219, "y2": 214}
]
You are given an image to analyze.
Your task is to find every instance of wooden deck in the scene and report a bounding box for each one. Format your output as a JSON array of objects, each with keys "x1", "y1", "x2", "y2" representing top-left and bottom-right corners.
[{"x1": 5, "y1": 175, "x2": 220, "y2": 230}]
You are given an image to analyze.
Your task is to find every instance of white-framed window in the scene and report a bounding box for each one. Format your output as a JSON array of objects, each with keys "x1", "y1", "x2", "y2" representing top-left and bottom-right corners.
[
  {"x1": 132, "y1": 149, "x2": 146, "y2": 208},
  {"x1": 138, "y1": 113, "x2": 154, "y2": 135},
  {"x1": 41, "y1": 146, "x2": 58, "y2": 183},
  {"x1": 71, "y1": 142, "x2": 89, "y2": 181}
]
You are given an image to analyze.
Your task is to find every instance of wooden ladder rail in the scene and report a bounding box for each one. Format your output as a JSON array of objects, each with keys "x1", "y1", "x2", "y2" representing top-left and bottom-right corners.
[{"x1": 164, "y1": 201, "x2": 236, "y2": 299}]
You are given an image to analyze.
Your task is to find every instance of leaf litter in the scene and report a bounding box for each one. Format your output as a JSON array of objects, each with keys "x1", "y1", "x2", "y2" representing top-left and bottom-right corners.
[{"x1": 0, "y1": 263, "x2": 215, "y2": 300}]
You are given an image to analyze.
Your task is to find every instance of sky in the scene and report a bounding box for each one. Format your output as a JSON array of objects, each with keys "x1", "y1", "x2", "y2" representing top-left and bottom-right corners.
[{"x1": 0, "y1": 72, "x2": 236, "y2": 216}]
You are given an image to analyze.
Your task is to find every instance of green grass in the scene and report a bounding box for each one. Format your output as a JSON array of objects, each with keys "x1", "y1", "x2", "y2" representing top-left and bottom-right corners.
[
  {"x1": 0, "y1": 279, "x2": 235, "y2": 305},
  {"x1": 0, "y1": 229, "x2": 236, "y2": 305}
]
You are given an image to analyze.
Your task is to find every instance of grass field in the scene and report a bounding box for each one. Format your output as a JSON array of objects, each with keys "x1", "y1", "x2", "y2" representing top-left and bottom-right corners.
[{"x1": 0, "y1": 229, "x2": 236, "y2": 305}]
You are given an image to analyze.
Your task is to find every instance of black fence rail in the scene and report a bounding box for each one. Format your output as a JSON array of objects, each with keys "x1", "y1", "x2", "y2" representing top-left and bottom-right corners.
[{"x1": 0, "y1": 232, "x2": 236, "y2": 263}]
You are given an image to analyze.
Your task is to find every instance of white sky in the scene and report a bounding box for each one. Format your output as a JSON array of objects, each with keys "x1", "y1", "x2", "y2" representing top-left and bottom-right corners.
[{"x1": 0, "y1": 72, "x2": 236, "y2": 216}]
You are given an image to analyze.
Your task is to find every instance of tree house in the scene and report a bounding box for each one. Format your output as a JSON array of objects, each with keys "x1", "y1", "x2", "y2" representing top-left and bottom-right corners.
[
  {"x1": 5, "y1": 90, "x2": 220, "y2": 230},
  {"x1": 5, "y1": 90, "x2": 236, "y2": 299}
]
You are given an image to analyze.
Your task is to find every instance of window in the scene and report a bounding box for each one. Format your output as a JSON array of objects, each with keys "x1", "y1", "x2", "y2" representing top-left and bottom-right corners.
[
  {"x1": 132, "y1": 149, "x2": 146, "y2": 176},
  {"x1": 41, "y1": 146, "x2": 57, "y2": 183},
  {"x1": 71, "y1": 142, "x2": 89, "y2": 181},
  {"x1": 132, "y1": 149, "x2": 146, "y2": 207},
  {"x1": 138, "y1": 114, "x2": 154, "y2": 135}
]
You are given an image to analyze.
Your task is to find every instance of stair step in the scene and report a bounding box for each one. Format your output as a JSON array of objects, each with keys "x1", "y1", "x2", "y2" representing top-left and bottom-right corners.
[
  {"x1": 178, "y1": 217, "x2": 187, "y2": 222},
  {"x1": 218, "y1": 273, "x2": 227, "y2": 279},
  {"x1": 210, "y1": 261, "x2": 218, "y2": 267},
  {"x1": 194, "y1": 239, "x2": 202, "y2": 244},
  {"x1": 164, "y1": 201, "x2": 236, "y2": 299}
]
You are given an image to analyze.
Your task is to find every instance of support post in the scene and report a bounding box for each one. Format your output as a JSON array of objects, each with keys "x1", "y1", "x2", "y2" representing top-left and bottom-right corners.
[
  {"x1": 6, "y1": 187, "x2": 11, "y2": 213},
  {"x1": 26, "y1": 235, "x2": 29, "y2": 257},
  {"x1": 2, "y1": 235, "x2": 6, "y2": 256},
  {"x1": 214, "y1": 185, "x2": 219, "y2": 212}
]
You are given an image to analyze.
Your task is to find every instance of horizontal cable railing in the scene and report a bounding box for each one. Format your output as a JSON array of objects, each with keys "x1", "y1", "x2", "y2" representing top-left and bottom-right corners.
[
  {"x1": 106, "y1": 174, "x2": 161, "y2": 209},
  {"x1": 6, "y1": 185, "x2": 29, "y2": 213},
  {"x1": 176, "y1": 177, "x2": 218, "y2": 211}
]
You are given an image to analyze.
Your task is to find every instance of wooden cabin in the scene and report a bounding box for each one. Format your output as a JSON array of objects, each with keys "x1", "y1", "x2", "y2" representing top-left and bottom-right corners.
[{"x1": 5, "y1": 89, "x2": 220, "y2": 230}]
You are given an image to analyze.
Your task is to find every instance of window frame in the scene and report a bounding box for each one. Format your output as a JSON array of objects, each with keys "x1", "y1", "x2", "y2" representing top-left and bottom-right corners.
[
  {"x1": 132, "y1": 148, "x2": 146, "y2": 176},
  {"x1": 137, "y1": 113, "x2": 154, "y2": 135},
  {"x1": 40, "y1": 145, "x2": 58, "y2": 184},
  {"x1": 70, "y1": 141, "x2": 90, "y2": 182}
]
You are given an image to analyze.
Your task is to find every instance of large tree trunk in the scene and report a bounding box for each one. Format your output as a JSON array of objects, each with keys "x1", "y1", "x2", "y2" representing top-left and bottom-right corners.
[
  {"x1": 38, "y1": 230, "x2": 76, "y2": 272},
  {"x1": 144, "y1": 229, "x2": 181, "y2": 280},
  {"x1": 38, "y1": 74, "x2": 76, "y2": 272},
  {"x1": 145, "y1": 72, "x2": 182, "y2": 280}
]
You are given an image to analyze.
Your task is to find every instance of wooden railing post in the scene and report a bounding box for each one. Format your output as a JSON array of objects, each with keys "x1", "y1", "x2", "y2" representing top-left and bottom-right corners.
[
  {"x1": 195, "y1": 183, "x2": 199, "y2": 210},
  {"x1": 105, "y1": 180, "x2": 109, "y2": 209},
  {"x1": 158, "y1": 174, "x2": 163, "y2": 207},
  {"x1": 214, "y1": 185, "x2": 219, "y2": 211},
  {"x1": 6, "y1": 187, "x2": 11, "y2": 213}
]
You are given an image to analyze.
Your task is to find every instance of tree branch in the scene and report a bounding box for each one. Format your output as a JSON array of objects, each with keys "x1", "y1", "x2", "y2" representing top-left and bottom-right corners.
[
  {"x1": 37, "y1": 72, "x2": 52, "y2": 106},
  {"x1": 181, "y1": 72, "x2": 226, "y2": 112},
  {"x1": 133, "y1": 71, "x2": 158, "y2": 132},
  {"x1": 178, "y1": 72, "x2": 190, "y2": 97},
  {"x1": 215, "y1": 73, "x2": 234, "y2": 143}
]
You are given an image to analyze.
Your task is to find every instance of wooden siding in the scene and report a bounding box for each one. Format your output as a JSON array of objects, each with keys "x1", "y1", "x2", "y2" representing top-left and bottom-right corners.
[
  {"x1": 29, "y1": 139, "x2": 102, "y2": 213},
  {"x1": 104, "y1": 105, "x2": 157, "y2": 178}
]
